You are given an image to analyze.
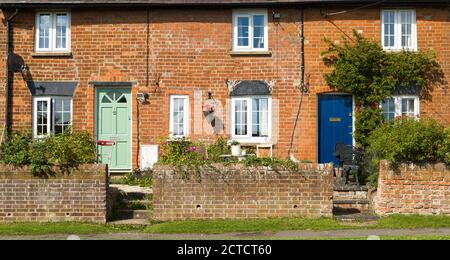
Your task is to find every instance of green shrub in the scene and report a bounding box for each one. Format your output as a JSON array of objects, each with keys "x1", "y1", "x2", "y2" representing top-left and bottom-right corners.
[
  {"x1": 354, "y1": 108, "x2": 385, "y2": 148},
  {"x1": 439, "y1": 128, "x2": 450, "y2": 165},
  {"x1": 206, "y1": 137, "x2": 230, "y2": 162},
  {"x1": 159, "y1": 138, "x2": 210, "y2": 179},
  {"x1": 0, "y1": 132, "x2": 32, "y2": 166},
  {"x1": 49, "y1": 130, "x2": 96, "y2": 170},
  {"x1": 367, "y1": 118, "x2": 447, "y2": 164},
  {"x1": 0, "y1": 130, "x2": 96, "y2": 176}
]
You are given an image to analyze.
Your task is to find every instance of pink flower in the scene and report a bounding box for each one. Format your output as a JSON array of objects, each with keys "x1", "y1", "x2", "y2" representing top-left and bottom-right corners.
[{"x1": 187, "y1": 146, "x2": 197, "y2": 152}]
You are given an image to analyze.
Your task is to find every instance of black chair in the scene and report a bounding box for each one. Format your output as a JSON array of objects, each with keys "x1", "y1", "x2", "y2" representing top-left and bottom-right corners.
[{"x1": 333, "y1": 143, "x2": 360, "y2": 187}]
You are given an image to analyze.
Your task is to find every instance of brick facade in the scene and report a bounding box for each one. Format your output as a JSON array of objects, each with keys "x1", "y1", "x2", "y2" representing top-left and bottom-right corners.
[
  {"x1": 0, "y1": 5, "x2": 449, "y2": 169},
  {"x1": 0, "y1": 164, "x2": 109, "y2": 223},
  {"x1": 375, "y1": 161, "x2": 450, "y2": 216},
  {"x1": 152, "y1": 163, "x2": 334, "y2": 220}
]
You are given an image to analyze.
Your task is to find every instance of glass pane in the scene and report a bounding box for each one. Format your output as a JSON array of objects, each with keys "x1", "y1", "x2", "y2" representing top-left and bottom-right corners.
[
  {"x1": 56, "y1": 14, "x2": 68, "y2": 49},
  {"x1": 63, "y1": 112, "x2": 71, "y2": 124},
  {"x1": 55, "y1": 99, "x2": 63, "y2": 112},
  {"x1": 102, "y1": 96, "x2": 112, "y2": 103},
  {"x1": 234, "y1": 100, "x2": 248, "y2": 136},
  {"x1": 54, "y1": 125, "x2": 63, "y2": 135},
  {"x1": 55, "y1": 112, "x2": 63, "y2": 124},
  {"x1": 39, "y1": 14, "x2": 51, "y2": 49},
  {"x1": 118, "y1": 96, "x2": 127, "y2": 103},
  {"x1": 237, "y1": 17, "x2": 249, "y2": 47}
]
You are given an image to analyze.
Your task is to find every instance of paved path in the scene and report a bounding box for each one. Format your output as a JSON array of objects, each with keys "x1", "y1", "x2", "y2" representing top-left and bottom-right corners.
[{"x1": 2, "y1": 228, "x2": 450, "y2": 240}]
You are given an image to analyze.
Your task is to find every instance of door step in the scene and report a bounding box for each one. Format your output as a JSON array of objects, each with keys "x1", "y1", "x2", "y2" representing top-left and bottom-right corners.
[
  {"x1": 333, "y1": 184, "x2": 372, "y2": 214},
  {"x1": 117, "y1": 210, "x2": 151, "y2": 220}
]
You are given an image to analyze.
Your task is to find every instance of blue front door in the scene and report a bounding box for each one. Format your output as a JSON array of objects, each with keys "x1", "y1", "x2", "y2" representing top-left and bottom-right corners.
[{"x1": 318, "y1": 94, "x2": 353, "y2": 165}]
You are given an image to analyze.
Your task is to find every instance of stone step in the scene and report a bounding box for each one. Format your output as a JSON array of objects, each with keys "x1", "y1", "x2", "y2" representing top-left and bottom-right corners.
[
  {"x1": 124, "y1": 200, "x2": 152, "y2": 210},
  {"x1": 334, "y1": 185, "x2": 369, "y2": 192},
  {"x1": 333, "y1": 199, "x2": 371, "y2": 214},
  {"x1": 117, "y1": 210, "x2": 151, "y2": 220},
  {"x1": 334, "y1": 212, "x2": 379, "y2": 223},
  {"x1": 123, "y1": 192, "x2": 149, "y2": 201},
  {"x1": 334, "y1": 199, "x2": 370, "y2": 205}
]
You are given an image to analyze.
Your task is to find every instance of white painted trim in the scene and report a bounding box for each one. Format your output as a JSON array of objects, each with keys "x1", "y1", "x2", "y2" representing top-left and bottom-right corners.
[
  {"x1": 35, "y1": 11, "x2": 71, "y2": 53},
  {"x1": 381, "y1": 95, "x2": 420, "y2": 119},
  {"x1": 230, "y1": 96, "x2": 272, "y2": 144},
  {"x1": 232, "y1": 9, "x2": 269, "y2": 52},
  {"x1": 381, "y1": 9, "x2": 417, "y2": 52},
  {"x1": 169, "y1": 95, "x2": 190, "y2": 138},
  {"x1": 33, "y1": 96, "x2": 73, "y2": 139},
  {"x1": 32, "y1": 97, "x2": 51, "y2": 139}
]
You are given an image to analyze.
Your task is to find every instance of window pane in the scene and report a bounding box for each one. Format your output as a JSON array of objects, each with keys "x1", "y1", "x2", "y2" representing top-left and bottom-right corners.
[
  {"x1": 253, "y1": 15, "x2": 265, "y2": 49},
  {"x1": 381, "y1": 98, "x2": 395, "y2": 121},
  {"x1": 36, "y1": 100, "x2": 49, "y2": 135},
  {"x1": 39, "y1": 14, "x2": 51, "y2": 49},
  {"x1": 401, "y1": 98, "x2": 416, "y2": 117},
  {"x1": 383, "y1": 11, "x2": 395, "y2": 47},
  {"x1": 54, "y1": 99, "x2": 72, "y2": 134},
  {"x1": 172, "y1": 98, "x2": 186, "y2": 136},
  {"x1": 56, "y1": 14, "x2": 68, "y2": 49},
  {"x1": 234, "y1": 100, "x2": 248, "y2": 136},
  {"x1": 400, "y1": 11, "x2": 413, "y2": 48},
  {"x1": 237, "y1": 17, "x2": 249, "y2": 47},
  {"x1": 252, "y1": 98, "x2": 269, "y2": 137}
]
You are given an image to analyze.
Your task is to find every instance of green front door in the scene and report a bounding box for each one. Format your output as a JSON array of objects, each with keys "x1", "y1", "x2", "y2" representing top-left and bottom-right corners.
[{"x1": 97, "y1": 88, "x2": 132, "y2": 171}]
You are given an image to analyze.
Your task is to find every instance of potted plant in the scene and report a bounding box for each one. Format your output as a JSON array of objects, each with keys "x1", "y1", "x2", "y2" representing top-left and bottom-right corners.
[{"x1": 229, "y1": 140, "x2": 241, "y2": 156}]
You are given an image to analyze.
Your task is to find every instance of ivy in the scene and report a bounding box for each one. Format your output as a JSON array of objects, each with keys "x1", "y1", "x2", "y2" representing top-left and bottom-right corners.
[{"x1": 322, "y1": 30, "x2": 444, "y2": 146}]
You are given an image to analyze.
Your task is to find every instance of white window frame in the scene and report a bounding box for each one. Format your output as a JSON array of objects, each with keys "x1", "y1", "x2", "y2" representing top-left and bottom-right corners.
[
  {"x1": 381, "y1": 9, "x2": 417, "y2": 51},
  {"x1": 231, "y1": 96, "x2": 272, "y2": 144},
  {"x1": 169, "y1": 95, "x2": 190, "y2": 138},
  {"x1": 232, "y1": 9, "x2": 269, "y2": 52},
  {"x1": 381, "y1": 95, "x2": 420, "y2": 120},
  {"x1": 33, "y1": 96, "x2": 73, "y2": 139},
  {"x1": 35, "y1": 11, "x2": 71, "y2": 53}
]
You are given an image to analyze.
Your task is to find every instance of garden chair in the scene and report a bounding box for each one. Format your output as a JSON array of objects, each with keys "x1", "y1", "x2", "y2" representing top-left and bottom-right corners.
[{"x1": 333, "y1": 143, "x2": 360, "y2": 187}]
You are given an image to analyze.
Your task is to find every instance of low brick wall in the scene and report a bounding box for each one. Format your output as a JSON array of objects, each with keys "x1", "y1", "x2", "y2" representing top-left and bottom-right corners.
[
  {"x1": 152, "y1": 163, "x2": 334, "y2": 221},
  {"x1": 375, "y1": 161, "x2": 450, "y2": 216},
  {"x1": 0, "y1": 164, "x2": 109, "y2": 223}
]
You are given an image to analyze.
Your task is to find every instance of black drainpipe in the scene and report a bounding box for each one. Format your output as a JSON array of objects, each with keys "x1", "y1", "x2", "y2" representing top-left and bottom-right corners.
[{"x1": 5, "y1": 8, "x2": 19, "y2": 134}]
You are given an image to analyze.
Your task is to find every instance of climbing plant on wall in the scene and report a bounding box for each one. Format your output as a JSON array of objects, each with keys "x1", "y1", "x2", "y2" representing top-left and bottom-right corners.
[{"x1": 322, "y1": 30, "x2": 444, "y2": 146}]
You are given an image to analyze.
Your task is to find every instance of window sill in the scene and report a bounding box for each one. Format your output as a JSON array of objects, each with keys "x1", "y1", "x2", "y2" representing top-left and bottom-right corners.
[
  {"x1": 229, "y1": 50, "x2": 272, "y2": 57},
  {"x1": 31, "y1": 52, "x2": 72, "y2": 58}
]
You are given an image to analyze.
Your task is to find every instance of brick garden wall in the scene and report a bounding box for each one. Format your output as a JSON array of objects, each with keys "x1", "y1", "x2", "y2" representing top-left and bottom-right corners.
[
  {"x1": 152, "y1": 163, "x2": 334, "y2": 220},
  {"x1": 375, "y1": 161, "x2": 450, "y2": 216},
  {"x1": 0, "y1": 164, "x2": 109, "y2": 223}
]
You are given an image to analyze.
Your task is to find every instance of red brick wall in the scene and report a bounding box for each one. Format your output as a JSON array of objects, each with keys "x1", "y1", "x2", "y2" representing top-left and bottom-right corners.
[
  {"x1": 0, "y1": 164, "x2": 109, "y2": 223},
  {"x1": 152, "y1": 163, "x2": 334, "y2": 220},
  {"x1": 375, "y1": 161, "x2": 450, "y2": 216},
  {"x1": 1, "y1": 6, "x2": 449, "y2": 168}
]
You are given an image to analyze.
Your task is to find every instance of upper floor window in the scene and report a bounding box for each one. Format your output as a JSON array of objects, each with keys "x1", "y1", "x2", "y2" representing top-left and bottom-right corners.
[
  {"x1": 35, "y1": 11, "x2": 71, "y2": 53},
  {"x1": 169, "y1": 95, "x2": 190, "y2": 138},
  {"x1": 381, "y1": 10, "x2": 417, "y2": 51},
  {"x1": 232, "y1": 10, "x2": 268, "y2": 52},
  {"x1": 381, "y1": 95, "x2": 419, "y2": 122}
]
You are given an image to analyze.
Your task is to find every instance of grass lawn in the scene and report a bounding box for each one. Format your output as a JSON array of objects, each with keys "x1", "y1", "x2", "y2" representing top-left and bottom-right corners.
[
  {"x1": 146, "y1": 215, "x2": 450, "y2": 234},
  {"x1": 2, "y1": 215, "x2": 450, "y2": 237},
  {"x1": 0, "y1": 222, "x2": 143, "y2": 236}
]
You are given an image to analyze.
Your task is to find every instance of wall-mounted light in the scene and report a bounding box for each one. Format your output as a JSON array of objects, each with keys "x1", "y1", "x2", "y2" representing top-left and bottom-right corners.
[
  {"x1": 273, "y1": 12, "x2": 282, "y2": 20},
  {"x1": 137, "y1": 92, "x2": 149, "y2": 104}
]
